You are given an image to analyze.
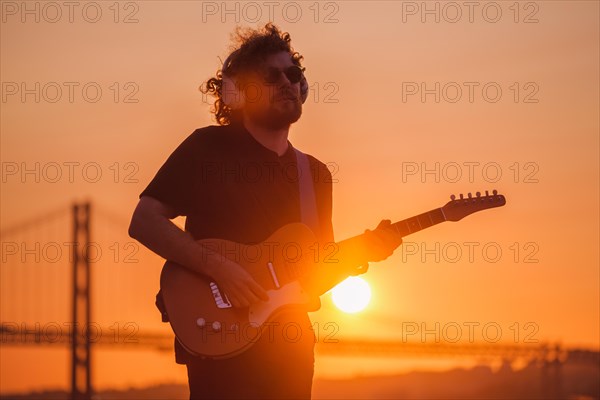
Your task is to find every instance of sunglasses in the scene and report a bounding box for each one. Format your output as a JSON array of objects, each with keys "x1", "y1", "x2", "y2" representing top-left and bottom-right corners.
[{"x1": 261, "y1": 65, "x2": 305, "y2": 84}]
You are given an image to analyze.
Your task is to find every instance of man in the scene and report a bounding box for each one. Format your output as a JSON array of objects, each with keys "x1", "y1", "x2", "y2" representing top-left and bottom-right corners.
[{"x1": 128, "y1": 23, "x2": 402, "y2": 399}]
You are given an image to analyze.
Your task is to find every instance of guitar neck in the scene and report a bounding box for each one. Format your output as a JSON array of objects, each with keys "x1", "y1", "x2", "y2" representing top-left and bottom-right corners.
[
  {"x1": 312, "y1": 191, "x2": 505, "y2": 295},
  {"x1": 390, "y1": 207, "x2": 446, "y2": 237}
]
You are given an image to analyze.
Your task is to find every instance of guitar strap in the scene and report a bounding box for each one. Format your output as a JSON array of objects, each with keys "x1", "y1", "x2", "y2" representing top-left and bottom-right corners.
[
  {"x1": 294, "y1": 148, "x2": 320, "y2": 238},
  {"x1": 294, "y1": 147, "x2": 323, "y2": 311}
]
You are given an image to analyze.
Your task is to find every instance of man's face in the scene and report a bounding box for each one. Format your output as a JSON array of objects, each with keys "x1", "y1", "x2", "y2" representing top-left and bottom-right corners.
[{"x1": 241, "y1": 51, "x2": 303, "y2": 130}]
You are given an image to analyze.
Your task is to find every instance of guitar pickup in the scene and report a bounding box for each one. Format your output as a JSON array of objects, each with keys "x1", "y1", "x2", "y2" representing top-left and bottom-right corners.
[
  {"x1": 209, "y1": 282, "x2": 232, "y2": 309},
  {"x1": 267, "y1": 262, "x2": 281, "y2": 289}
]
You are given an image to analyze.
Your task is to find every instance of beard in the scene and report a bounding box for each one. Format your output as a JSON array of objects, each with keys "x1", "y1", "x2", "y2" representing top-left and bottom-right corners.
[{"x1": 245, "y1": 92, "x2": 303, "y2": 130}]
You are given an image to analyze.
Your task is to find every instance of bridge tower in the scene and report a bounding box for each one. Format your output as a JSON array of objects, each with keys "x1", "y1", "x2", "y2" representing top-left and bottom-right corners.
[{"x1": 71, "y1": 202, "x2": 92, "y2": 400}]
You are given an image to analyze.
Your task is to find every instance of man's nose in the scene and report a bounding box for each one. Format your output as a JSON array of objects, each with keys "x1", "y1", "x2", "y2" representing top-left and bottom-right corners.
[{"x1": 273, "y1": 70, "x2": 295, "y2": 86}]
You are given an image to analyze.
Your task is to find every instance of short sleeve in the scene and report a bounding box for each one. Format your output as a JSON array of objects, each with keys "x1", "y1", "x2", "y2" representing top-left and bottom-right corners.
[{"x1": 139, "y1": 130, "x2": 201, "y2": 216}]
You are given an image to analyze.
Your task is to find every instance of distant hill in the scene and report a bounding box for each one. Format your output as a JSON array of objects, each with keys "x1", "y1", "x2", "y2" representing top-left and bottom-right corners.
[
  {"x1": 313, "y1": 361, "x2": 599, "y2": 399},
  {"x1": 3, "y1": 360, "x2": 598, "y2": 400}
]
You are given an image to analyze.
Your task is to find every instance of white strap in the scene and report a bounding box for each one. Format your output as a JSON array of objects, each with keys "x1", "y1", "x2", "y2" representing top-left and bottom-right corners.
[{"x1": 294, "y1": 148, "x2": 320, "y2": 237}]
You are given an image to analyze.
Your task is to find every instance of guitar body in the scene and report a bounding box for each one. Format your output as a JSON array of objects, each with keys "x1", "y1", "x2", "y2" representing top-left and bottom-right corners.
[
  {"x1": 159, "y1": 191, "x2": 506, "y2": 359},
  {"x1": 160, "y1": 223, "x2": 319, "y2": 359}
]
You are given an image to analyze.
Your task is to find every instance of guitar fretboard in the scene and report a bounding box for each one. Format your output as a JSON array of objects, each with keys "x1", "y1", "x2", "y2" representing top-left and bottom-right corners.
[{"x1": 391, "y1": 208, "x2": 446, "y2": 237}]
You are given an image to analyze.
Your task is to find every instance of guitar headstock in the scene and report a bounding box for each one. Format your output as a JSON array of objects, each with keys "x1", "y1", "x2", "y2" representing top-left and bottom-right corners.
[{"x1": 442, "y1": 190, "x2": 506, "y2": 221}]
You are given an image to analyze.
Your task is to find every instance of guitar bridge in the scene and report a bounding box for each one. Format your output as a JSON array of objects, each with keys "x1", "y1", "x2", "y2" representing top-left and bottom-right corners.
[{"x1": 209, "y1": 282, "x2": 232, "y2": 309}]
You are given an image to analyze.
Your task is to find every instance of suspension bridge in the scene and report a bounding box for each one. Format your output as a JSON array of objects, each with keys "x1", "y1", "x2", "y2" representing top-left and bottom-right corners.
[{"x1": 0, "y1": 202, "x2": 598, "y2": 399}]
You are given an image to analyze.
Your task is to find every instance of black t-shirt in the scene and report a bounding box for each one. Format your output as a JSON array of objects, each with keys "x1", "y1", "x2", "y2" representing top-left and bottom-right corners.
[
  {"x1": 140, "y1": 123, "x2": 334, "y2": 243},
  {"x1": 139, "y1": 122, "x2": 334, "y2": 363}
]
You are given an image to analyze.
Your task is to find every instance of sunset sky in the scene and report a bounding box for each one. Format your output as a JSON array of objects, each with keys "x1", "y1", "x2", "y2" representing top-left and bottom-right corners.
[{"x1": 1, "y1": 0, "x2": 598, "y2": 395}]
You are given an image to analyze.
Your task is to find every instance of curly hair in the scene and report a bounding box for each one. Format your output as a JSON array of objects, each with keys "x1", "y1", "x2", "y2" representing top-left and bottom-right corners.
[{"x1": 200, "y1": 23, "x2": 304, "y2": 126}]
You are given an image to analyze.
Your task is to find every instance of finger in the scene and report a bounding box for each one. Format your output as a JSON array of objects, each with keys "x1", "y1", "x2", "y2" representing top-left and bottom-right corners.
[
  {"x1": 371, "y1": 229, "x2": 394, "y2": 244},
  {"x1": 247, "y1": 279, "x2": 269, "y2": 301},
  {"x1": 374, "y1": 227, "x2": 402, "y2": 246},
  {"x1": 360, "y1": 262, "x2": 369, "y2": 273},
  {"x1": 237, "y1": 290, "x2": 256, "y2": 307},
  {"x1": 376, "y1": 219, "x2": 392, "y2": 229},
  {"x1": 233, "y1": 279, "x2": 261, "y2": 305},
  {"x1": 351, "y1": 262, "x2": 368, "y2": 275},
  {"x1": 227, "y1": 292, "x2": 245, "y2": 308},
  {"x1": 229, "y1": 283, "x2": 253, "y2": 308},
  {"x1": 230, "y1": 266, "x2": 268, "y2": 302}
]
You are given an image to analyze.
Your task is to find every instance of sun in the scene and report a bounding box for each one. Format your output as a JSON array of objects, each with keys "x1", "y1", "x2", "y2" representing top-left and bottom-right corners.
[{"x1": 331, "y1": 277, "x2": 372, "y2": 313}]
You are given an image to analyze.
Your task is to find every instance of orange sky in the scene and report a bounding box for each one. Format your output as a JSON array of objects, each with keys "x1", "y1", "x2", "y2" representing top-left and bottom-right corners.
[{"x1": 1, "y1": 0, "x2": 599, "y2": 395}]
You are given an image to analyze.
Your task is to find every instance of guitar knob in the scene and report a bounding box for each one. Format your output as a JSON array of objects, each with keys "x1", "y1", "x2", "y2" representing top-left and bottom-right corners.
[
  {"x1": 212, "y1": 321, "x2": 222, "y2": 331},
  {"x1": 196, "y1": 318, "x2": 206, "y2": 328}
]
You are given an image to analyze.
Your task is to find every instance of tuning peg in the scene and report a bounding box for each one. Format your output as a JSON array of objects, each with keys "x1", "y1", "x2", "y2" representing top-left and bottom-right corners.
[
  {"x1": 493, "y1": 189, "x2": 498, "y2": 195},
  {"x1": 459, "y1": 193, "x2": 464, "y2": 200},
  {"x1": 485, "y1": 190, "x2": 489, "y2": 196},
  {"x1": 468, "y1": 192, "x2": 472, "y2": 199},
  {"x1": 450, "y1": 194, "x2": 456, "y2": 200},
  {"x1": 476, "y1": 192, "x2": 481, "y2": 197}
]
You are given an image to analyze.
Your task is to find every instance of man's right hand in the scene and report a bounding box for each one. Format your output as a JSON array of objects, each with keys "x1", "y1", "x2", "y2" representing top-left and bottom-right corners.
[
  {"x1": 207, "y1": 255, "x2": 270, "y2": 308},
  {"x1": 129, "y1": 196, "x2": 269, "y2": 308}
]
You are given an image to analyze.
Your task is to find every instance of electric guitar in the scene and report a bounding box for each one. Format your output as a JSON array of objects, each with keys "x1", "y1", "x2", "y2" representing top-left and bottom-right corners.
[{"x1": 160, "y1": 190, "x2": 506, "y2": 359}]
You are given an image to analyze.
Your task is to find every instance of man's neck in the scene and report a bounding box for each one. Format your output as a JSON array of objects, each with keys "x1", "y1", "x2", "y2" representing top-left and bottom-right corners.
[{"x1": 242, "y1": 115, "x2": 290, "y2": 156}]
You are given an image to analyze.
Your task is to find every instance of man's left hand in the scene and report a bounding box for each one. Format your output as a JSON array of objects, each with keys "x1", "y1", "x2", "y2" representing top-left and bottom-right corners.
[{"x1": 363, "y1": 219, "x2": 403, "y2": 263}]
